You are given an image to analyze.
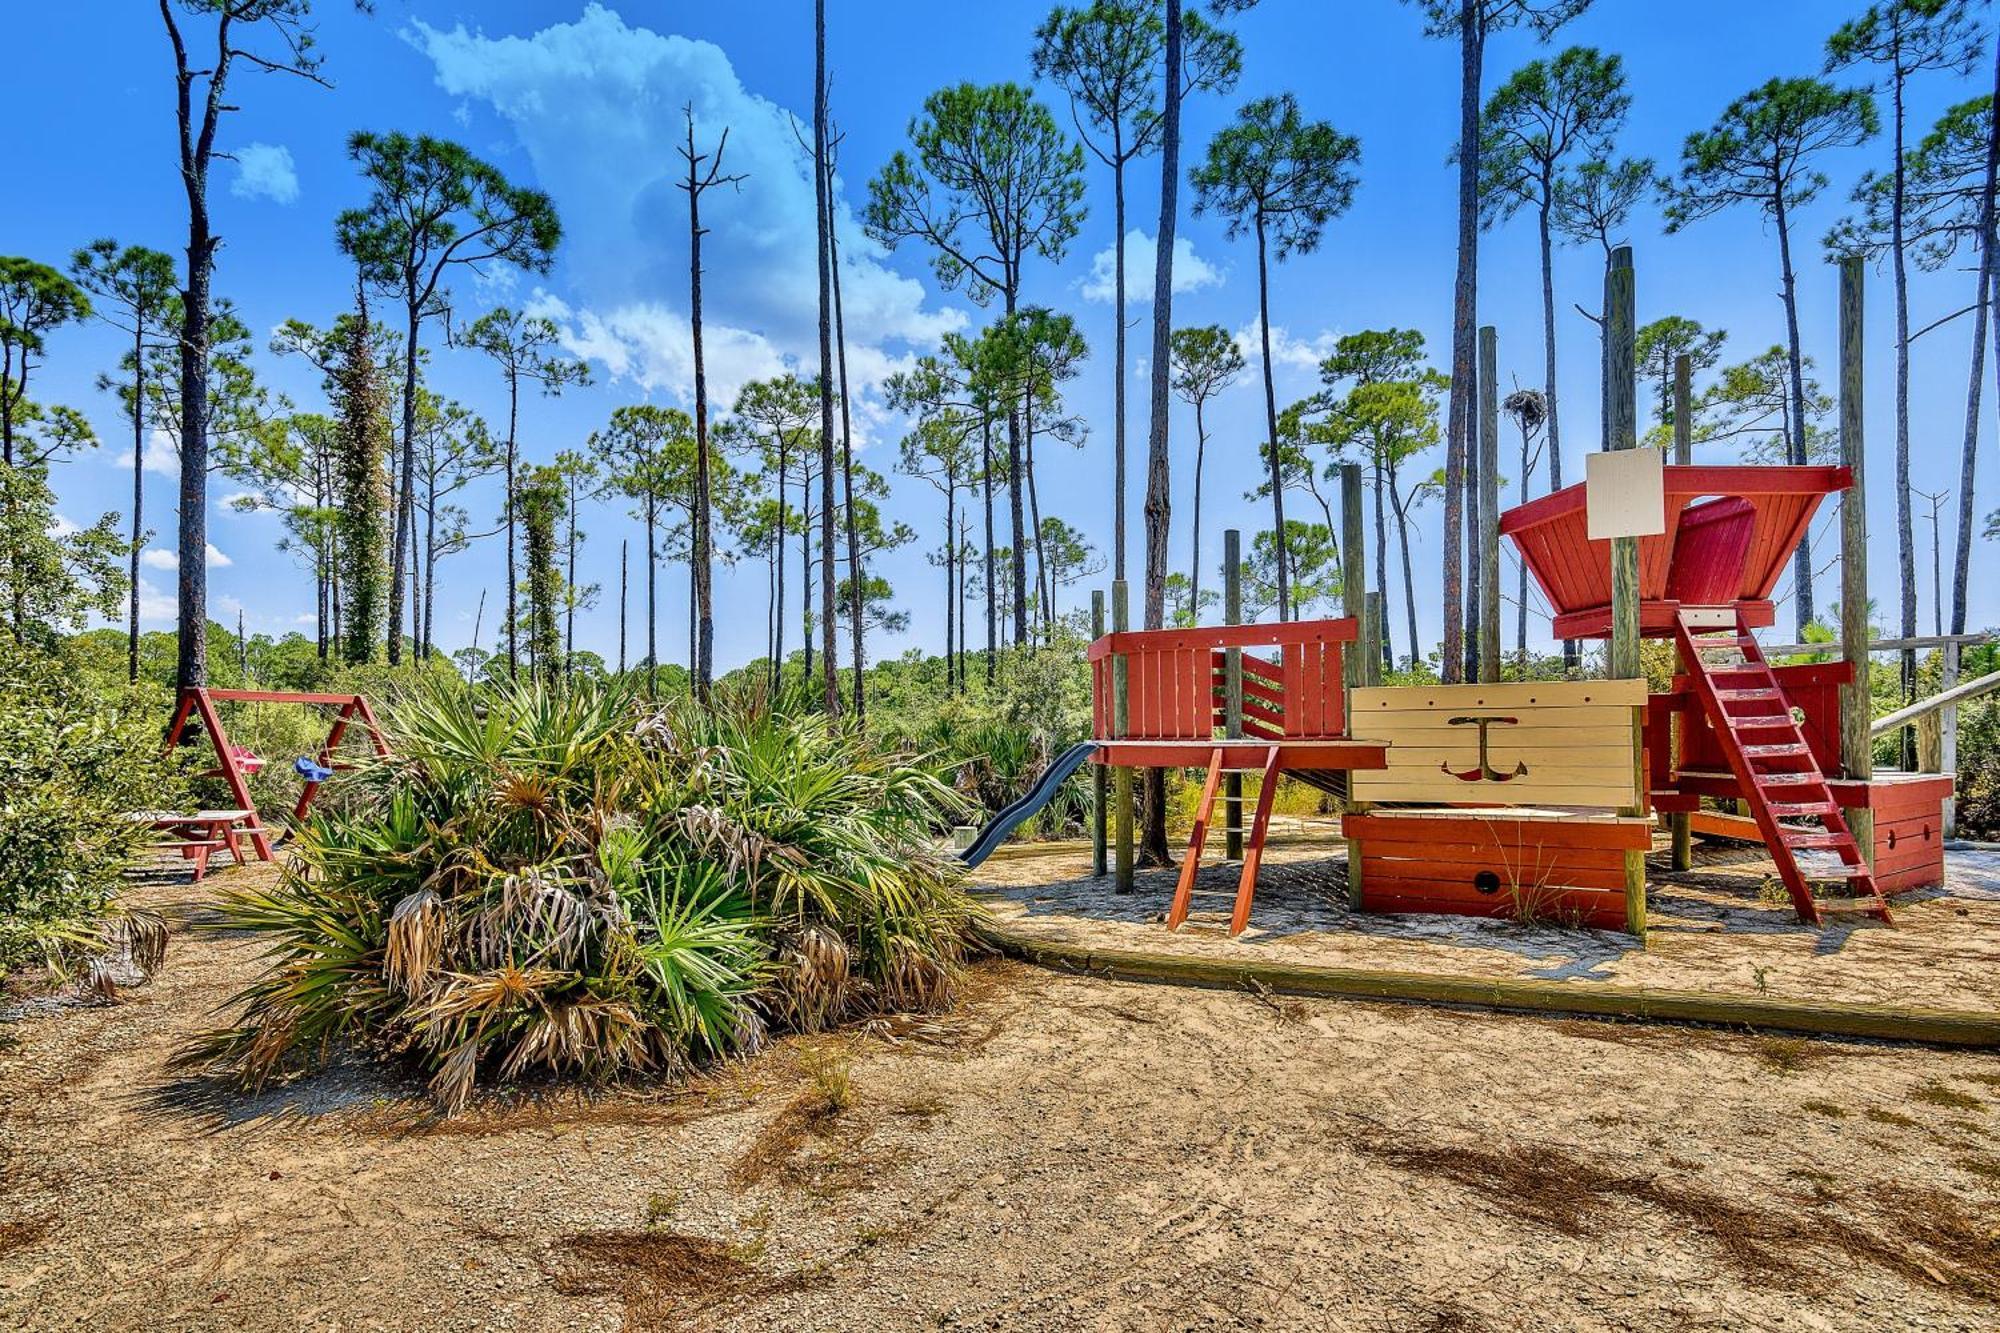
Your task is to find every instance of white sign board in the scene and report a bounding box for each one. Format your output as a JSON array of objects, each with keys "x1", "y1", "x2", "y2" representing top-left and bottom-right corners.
[{"x1": 1585, "y1": 448, "x2": 1666, "y2": 540}]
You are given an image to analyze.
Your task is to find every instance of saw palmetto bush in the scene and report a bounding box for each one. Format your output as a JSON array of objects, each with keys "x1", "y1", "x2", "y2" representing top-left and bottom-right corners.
[
  {"x1": 0, "y1": 640, "x2": 180, "y2": 989},
  {"x1": 186, "y1": 676, "x2": 973, "y2": 1110}
]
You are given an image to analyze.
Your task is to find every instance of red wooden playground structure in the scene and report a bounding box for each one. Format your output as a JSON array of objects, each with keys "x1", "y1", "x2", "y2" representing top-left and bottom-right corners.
[
  {"x1": 1085, "y1": 619, "x2": 1386, "y2": 933},
  {"x1": 1063, "y1": 463, "x2": 1953, "y2": 938},
  {"x1": 151, "y1": 688, "x2": 391, "y2": 874}
]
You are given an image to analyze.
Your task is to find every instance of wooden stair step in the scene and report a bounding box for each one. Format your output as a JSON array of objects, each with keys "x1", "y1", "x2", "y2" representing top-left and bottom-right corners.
[
  {"x1": 1796, "y1": 863, "x2": 1873, "y2": 879},
  {"x1": 1754, "y1": 772, "x2": 1824, "y2": 788},
  {"x1": 1717, "y1": 688, "x2": 1783, "y2": 701},
  {"x1": 1782, "y1": 831, "x2": 1850, "y2": 849},
  {"x1": 1816, "y1": 896, "x2": 1891, "y2": 915},
  {"x1": 1768, "y1": 801, "x2": 1840, "y2": 817},
  {"x1": 1742, "y1": 743, "x2": 1811, "y2": 758}
]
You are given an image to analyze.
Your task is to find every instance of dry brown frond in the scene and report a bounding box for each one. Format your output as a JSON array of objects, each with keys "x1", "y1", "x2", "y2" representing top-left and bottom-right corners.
[
  {"x1": 768, "y1": 924, "x2": 851, "y2": 1034},
  {"x1": 384, "y1": 888, "x2": 446, "y2": 997}
]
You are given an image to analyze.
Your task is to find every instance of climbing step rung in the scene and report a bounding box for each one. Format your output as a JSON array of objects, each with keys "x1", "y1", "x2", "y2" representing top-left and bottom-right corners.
[
  {"x1": 1742, "y1": 743, "x2": 1811, "y2": 758},
  {"x1": 1767, "y1": 802, "x2": 1840, "y2": 818},
  {"x1": 1716, "y1": 687, "x2": 1783, "y2": 702},
  {"x1": 1796, "y1": 863, "x2": 1873, "y2": 880},
  {"x1": 1781, "y1": 832, "x2": 1851, "y2": 851},
  {"x1": 1817, "y1": 896, "x2": 1891, "y2": 915},
  {"x1": 1754, "y1": 772, "x2": 1824, "y2": 788}
]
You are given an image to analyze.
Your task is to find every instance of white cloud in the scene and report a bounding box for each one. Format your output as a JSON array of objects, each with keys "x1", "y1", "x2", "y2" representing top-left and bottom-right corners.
[
  {"x1": 1233, "y1": 317, "x2": 1341, "y2": 373},
  {"x1": 409, "y1": 5, "x2": 961, "y2": 442},
  {"x1": 231, "y1": 142, "x2": 300, "y2": 205},
  {"x1": 136, "y1": 578, "x2": 176, "y2": 626},
  {"x1": 49, "y1": 513, "x2": 80, "y2": 537},
  {"x1": 140, "y1": 544, "x2": 232, "y2": 570},
  {"x1": 111, "y1": 428, "x2": 179, "y2": 478},
  {"x1": 1080, "y1": 230, "x2": 1223, "y2": 304}
]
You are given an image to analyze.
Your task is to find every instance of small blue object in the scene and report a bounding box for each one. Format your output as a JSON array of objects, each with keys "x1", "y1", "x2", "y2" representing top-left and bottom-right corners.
[{"x1": 293, "y1": 755, "x2": 335, "y2": 783}]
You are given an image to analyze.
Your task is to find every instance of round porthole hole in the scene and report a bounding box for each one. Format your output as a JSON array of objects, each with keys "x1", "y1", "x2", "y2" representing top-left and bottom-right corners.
[{"x1": 1473, "y1": 870, "x2": 1503, "y2": 895}]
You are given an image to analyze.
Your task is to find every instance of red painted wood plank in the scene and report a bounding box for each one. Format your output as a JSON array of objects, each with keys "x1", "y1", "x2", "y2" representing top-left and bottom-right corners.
[{"x1": 1342, "y1": 813, "x2": 1653, "y2": 851}]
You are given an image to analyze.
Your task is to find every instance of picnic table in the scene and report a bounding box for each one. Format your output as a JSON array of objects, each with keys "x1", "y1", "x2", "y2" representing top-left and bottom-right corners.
[{"x1": 125, "y1": 809, "x2": 257, "y2": 882}]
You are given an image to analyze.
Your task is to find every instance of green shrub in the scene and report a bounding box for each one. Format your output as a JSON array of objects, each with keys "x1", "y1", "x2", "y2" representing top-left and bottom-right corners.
[
  {"x1": 185, "y1": 675, "x2": 975, "y2": 1110},
  {"x1": 0, "y1": 641, "x2": 184, "y2": 982}
]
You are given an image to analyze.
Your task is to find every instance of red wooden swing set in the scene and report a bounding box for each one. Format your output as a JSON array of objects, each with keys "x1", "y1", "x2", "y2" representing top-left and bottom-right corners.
[{"x1": 154, "y1": 688, "x2": 391, "y2": 874}]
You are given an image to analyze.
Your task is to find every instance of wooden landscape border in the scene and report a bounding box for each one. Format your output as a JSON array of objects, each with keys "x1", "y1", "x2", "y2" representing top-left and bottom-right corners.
[{"x1": 976, "y1": 922, "x2": 2000, "y2": 1048}]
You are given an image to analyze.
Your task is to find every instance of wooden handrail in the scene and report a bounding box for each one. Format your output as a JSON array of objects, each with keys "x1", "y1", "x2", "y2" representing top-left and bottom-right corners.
[
  {"x1": 1085, "y1": 617, "x2": 1357, "y2": 662},
  {"x1": 1870, "y1": 666, "x2": 2000, "y2": 738},
  {"x1": 1761, "y1": 632, "x2": 1993, "y2": 657}
]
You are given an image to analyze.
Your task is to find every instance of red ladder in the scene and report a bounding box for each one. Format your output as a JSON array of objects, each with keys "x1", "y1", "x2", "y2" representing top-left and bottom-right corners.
[
  {"x1": 1166, "y1": 744, "x2": 1282, "y2": 936},
  {"x1": 1671, "y1": 609, "x2": 1891, "y2": 926}
]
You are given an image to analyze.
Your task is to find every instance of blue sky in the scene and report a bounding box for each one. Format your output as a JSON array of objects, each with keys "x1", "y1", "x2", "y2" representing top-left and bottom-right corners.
[{"x1": 9, "y1": 0, "x2": 1998, "y2": 667}]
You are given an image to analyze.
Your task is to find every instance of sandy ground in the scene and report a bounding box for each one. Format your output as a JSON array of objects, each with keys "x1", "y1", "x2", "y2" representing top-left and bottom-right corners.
[
  {"x1": 2, "y1": 860, "x2": 1999, "y2": 1332},
  {"x1": 971, "y1": 831, "x2": 2000, "y2": 1010}
]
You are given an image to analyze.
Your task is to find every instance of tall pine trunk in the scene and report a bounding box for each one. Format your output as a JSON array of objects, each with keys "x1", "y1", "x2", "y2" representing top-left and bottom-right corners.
[
  {"x1": 1138, "y1": 0, "x2": 1183, "y2": 867},
  {"x1": 773, "y1": 444, "x2": 788, "y2": 690},
  {"x1": 1255, "y1": 215, "x2": 1288, "y2": 619},
  {"x1": 1441, "y1": 0, "x2": 1481, "y2": 683},
  {"x1": 688, "y1": 131, "x2": 716, "y2": 700},
  {"x1": 812, "y1": 0, "x2": 840, "y2": 713},
  {"x1": 1373, "y1": 458, "x2": 1392, "y2": 669},
  {"x1": 127, "y1": 319, "x2": 145, "y2": 684},
  {"x1": 982, "y1": 414, "x2": 997, "y2": 681},
  {"x1": 645, "y1": 493, "x2": 659, "y2": 696},
  {"x1": 944, "y1": 478, "x2": 956, "y2": 691},
  {"x1": 1774, "y1": 189, "x2": 1814, "y2": 637},
  {"x1": 174, "y1": 209, "x2": 213, "y2": 688},
  {"x1": 503, "y1": 372, "x2": 519, "y2": 675},
  {"x1": 829, "y1": 169, "x2": 864, "y2": 717},
  {"x1": 1189, "y1": 409, "x2": 1206, "y2": 616},
  {"x1": 1891, "y1": 60, "x2": 1917, "y2": 766},
  {"x1": 390, "y1": 308, "x2": 419, "y2": 665}
]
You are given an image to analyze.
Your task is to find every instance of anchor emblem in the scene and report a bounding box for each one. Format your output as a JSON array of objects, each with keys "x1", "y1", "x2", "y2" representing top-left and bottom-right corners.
[{"x1": 1439, "y1": 715, "x2": 1529, "y2": 783}]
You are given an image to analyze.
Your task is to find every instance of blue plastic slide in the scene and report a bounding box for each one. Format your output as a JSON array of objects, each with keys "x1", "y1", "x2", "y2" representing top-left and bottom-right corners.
[{"x1": 957, "y1": 741, "x2": 1099, "y2": 867}]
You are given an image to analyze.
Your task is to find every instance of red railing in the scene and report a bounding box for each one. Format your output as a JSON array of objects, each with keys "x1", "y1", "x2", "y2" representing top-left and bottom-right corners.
[
  {"x1": 1087, "y1": 618, "x2": 1357, "y2": 742},
  {"x1": 1651, "y1": 660, "x2": 1848, "y2": 792}
]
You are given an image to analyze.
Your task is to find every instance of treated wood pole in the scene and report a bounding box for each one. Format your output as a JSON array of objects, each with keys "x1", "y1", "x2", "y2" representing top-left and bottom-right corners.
[
  {"x1": 1091, "y1": 588, "x2": 1108, "y2": 877},
  {"x1": 1943, "y1": 640, "x2": 1960, "y2": 836},
  {"x1": 1341, "y1": 463, "x2": 1365, "y2": 687},
  {"x1": 1607, "y1": 245, "x2": 1645, "y2": 937},
  {"x1": 1672, "y1": 353, "x2": 1692, "y2": 465},
  {"x1": 1839, "y1": 256, "x2": 1874, "y2": 861},
  {"x1": 1667, "y1": 353, "x2": 1695, "y2": 865},
  {"x1": 1669, "y1": 352, "x2": 1695, "y2": 864},
  {"x1": 1223, "y1": 529, "x2": 1244, "y2": 861},
  {"x1": 1607, "y1": 247, "x2": 1640, "y2": 683},
  {"x1": 1478, "y1": 325, "x2": 1501, "y2": 682},
  {"x1": 1364, "y1": 591, "x2": 1384, "y2": 687},
  {"x1": 1113, "y1": 578, "x2": 1134, "y2": 892}
]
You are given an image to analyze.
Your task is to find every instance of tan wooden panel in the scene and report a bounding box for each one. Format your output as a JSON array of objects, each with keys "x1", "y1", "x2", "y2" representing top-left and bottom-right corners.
[
  {"x1": 1350, "y1": 680, "x2": 1646, "y2": 712},
  {"x1": 1350, "y1": 681, "x2": 1640, "y2": 808}
]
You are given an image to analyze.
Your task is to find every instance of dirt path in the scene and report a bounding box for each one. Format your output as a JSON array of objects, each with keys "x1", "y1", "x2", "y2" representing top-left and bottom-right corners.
[{"x1": 3, "y1": 866, "x2": 1998, "y2": 1331}]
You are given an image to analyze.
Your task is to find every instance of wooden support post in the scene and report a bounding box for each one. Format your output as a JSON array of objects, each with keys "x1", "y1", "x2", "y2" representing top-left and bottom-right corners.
[
  {"x1": 1668, "y1": 351, "x2": 1692, "y2": 864},
  {"x1": 1112, "y1": 579, "x2": 1134, "y2": 892},
  {"x1": 1364, "y1": 590, "x2": 1384, "y2": 688},
  {"x1": 1341, "y1": 462, "x2": 1365, "y2": 687},
  {"x1": 1943, "y1": 639, "x2": 1960, "y2": 837},
  {"x1": 1478, "y1": 325, "x2": 1501, "y2": 682},
  {"x1": 1672, "y1": 353, "x2": 1692, "y2": 465},
  {"x1": 1606, "y1": 247, "x2": 1640, "y2": 684},
  {"x1": 1091, "y1": 588, "x2": 1108, "y2": 878},
  {"x1": 1839, "y1": 255, "x2": 1874, "y2": 861},
  {"x1": 1223, "y1": 530, "x2": 1244, "y2": 861},
  {"x1": 1607, "y1": 245, "x2": 1645, "y2": 937}
]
